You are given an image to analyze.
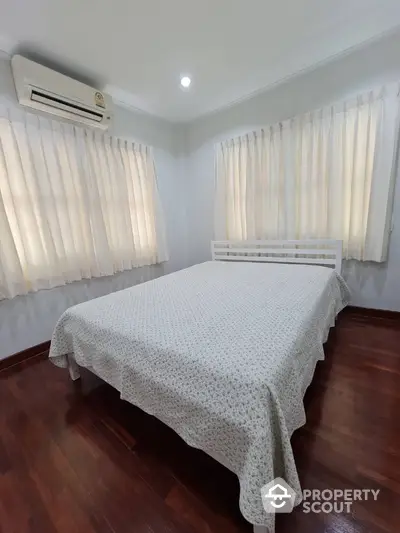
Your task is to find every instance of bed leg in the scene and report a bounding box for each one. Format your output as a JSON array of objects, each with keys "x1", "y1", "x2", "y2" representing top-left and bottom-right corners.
[
  {"x1": 253, "y1": 527, "x2": 268, "y2": 533},
  {"x1": 67, "y1": 354, "x2": 81, "y2": 381}
]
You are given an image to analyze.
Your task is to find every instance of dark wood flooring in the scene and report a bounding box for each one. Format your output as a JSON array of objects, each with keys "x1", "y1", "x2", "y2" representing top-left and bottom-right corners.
[{"x1": 1, "y1": 308, "x2": 400, "y2": 533}]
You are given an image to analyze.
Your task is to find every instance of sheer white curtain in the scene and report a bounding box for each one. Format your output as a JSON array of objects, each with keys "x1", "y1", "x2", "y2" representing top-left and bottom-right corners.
[
  {"x1": 0, "y1": 104, "x2": 168, "y2": 300},
  {"x1": 215, "y1": 86, "x2": 400, "y2": 261}
]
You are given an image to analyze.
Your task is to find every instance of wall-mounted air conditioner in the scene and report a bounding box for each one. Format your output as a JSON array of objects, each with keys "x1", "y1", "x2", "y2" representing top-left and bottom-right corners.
[{"x1": 11, "y1": 55, "x2": 113, "y2": 130}]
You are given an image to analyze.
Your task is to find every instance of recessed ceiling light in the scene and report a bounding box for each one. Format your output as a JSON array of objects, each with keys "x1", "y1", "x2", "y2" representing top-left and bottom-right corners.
[{"x1": 180, "y1": 76, "x2": 191, "y2": 89}]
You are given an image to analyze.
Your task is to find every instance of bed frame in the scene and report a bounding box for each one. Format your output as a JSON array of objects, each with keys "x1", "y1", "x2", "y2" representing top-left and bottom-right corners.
[
  {"x1": 211, "y1": 239, "x2": 343, "y2": 274},
  {"x1": 66, "y1": 239, "x2": 343, "y2": 533}
]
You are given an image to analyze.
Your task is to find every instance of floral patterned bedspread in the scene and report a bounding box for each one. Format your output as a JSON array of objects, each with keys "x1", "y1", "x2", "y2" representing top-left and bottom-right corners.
[{"x1": 49, "y1": 261, "x2": 350, "y2": 530}]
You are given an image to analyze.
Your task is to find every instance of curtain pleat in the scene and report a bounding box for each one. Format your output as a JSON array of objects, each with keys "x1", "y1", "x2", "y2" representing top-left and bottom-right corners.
[
  {"x1": 215, "y1": 85, "x2": 400, "y2": 261},
  {"x1": 0, "y1": 104, "x2": 168, "y2": 300}
]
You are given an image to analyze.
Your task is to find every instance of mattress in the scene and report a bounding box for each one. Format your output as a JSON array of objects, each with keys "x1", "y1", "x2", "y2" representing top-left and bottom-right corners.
[{"x1": 49, "y1": 261, "x2": 350, "y2": 530}]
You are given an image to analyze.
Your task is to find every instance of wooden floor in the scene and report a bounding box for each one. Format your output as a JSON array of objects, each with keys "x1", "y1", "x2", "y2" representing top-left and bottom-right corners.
[{"x1": 1, "y1": 309, "x2": 400, "y2": 533}]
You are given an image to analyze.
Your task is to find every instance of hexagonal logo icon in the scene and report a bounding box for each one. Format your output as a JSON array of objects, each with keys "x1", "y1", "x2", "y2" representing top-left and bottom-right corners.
[{"x1": 261, "y1": 477, "x2": 296, "y2": 513}]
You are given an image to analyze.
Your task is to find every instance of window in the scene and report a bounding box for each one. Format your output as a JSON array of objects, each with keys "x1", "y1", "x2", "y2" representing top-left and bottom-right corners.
[
  {"x1": 0, "y1": 105, "x2": 168, "y2": 300},
  {"x1": 215, "y1": 86, "x2": 399, "y2": 262}
]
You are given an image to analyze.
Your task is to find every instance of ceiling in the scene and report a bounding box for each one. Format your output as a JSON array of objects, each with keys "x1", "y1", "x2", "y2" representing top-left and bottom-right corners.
[{"x1": 1, "y1": 0, "x2": 400, "y2": 122}]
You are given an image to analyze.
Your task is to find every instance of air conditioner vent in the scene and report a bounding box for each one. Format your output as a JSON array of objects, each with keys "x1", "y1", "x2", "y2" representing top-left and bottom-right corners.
[{"x1": 31, "y1": 89, "x2": 104, "y2": 122}]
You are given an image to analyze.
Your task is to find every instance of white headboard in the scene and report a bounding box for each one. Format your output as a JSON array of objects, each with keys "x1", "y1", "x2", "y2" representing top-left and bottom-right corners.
[{"x1": 211, "y1": 240, "x2": 343, "y2": 274}]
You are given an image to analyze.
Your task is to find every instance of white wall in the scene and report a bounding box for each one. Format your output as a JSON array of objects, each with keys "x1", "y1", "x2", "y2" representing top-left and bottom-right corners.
[
  {"x1": 185, "y1": 29, "x2": 400, "y2": 312},
  {"x1": 0, "y1": 57, "x2": 187, "y2": 359}
]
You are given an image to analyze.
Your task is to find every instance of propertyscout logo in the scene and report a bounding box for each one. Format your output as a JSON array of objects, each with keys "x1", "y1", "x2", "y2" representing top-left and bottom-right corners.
[
  {"x1": 261, "y1": 478, "x2": 296, "y2": 513},
  {"x1": 261, "y1": 478, "x2": 380, "y2": 515}
]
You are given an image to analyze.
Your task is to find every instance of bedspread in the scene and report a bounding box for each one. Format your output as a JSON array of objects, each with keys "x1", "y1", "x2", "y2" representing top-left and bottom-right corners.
[{"x1": 49, "y1": 261, "x2": 350, "y2": 530}]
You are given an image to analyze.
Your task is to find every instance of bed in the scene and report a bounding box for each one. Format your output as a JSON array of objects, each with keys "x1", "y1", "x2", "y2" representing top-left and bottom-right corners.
[{"x1": 49, "y1": 240, "x2": 350, "y2": 533}]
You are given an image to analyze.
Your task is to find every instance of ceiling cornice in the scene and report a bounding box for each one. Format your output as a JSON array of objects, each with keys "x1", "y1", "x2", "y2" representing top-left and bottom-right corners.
[
  {"x1": 187, "y1": 23, "x2": 400, "y2": 124},
  {"x1": 104, "y1": 84, "x2": 159, "y2": 119}
]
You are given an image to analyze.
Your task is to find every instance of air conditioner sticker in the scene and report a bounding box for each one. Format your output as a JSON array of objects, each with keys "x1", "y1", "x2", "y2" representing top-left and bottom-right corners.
[{"x1": 95, "y1": 91, "x2": 105, "y2": 108}]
